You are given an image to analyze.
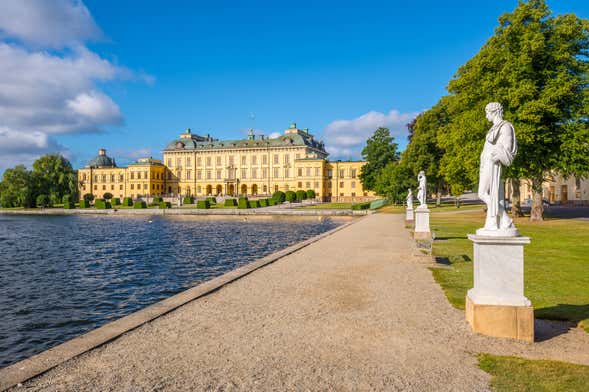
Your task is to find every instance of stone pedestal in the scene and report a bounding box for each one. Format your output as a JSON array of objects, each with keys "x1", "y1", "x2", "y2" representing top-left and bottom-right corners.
[
  {"x1": 405, "y1": 207, "x2": 414, "y2": 225},
  {"x1": 465, "y1": 234, "x2": 534, "y2": 342},
  {"x1": 413, "y1": 206, "x2": 430, "y2": 239}
]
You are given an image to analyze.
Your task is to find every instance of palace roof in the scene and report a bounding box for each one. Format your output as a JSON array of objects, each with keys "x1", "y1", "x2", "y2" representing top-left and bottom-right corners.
[{"x1": 85, "y1": 149, "x2": 117, "y2": 168}]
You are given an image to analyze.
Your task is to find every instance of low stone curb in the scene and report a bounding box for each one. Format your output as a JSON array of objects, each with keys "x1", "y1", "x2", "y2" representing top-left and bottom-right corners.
[{"x1": 0, "y1": 218, "x2": 360, "y2": 391}]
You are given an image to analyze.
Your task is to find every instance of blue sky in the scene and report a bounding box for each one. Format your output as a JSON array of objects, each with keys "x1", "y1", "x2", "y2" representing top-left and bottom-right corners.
[{"x1": 1, "y1": 0, "x2": 588, "y2": 171}]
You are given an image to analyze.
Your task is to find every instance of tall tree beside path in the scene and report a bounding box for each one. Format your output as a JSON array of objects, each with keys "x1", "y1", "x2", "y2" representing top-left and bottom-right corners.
[
  {"x1": 437, "y1": 0, "x2": 589, "y2": 221},
  {"x1": 359, "y1": 127, "x2": 400, "y2": 191}
]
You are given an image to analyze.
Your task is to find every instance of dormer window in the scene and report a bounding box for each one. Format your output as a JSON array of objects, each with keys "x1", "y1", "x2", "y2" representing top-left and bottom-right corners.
[{"x1": 175, "y1": 142, "x2": 185, "y2": 149}]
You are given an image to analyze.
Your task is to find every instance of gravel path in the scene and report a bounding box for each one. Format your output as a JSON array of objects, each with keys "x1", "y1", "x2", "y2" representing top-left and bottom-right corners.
[{"x1": 16, "y1": 213, "x2": 589, "y2": 391}]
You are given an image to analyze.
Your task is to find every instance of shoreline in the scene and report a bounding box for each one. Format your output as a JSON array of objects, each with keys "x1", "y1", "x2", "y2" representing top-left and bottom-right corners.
[
  {"x1": 0, "y1": 217, "x2": 361, "y2": 391},
  {"x1": 0, "y1": 207, "x2": 371, "y2": 217}
]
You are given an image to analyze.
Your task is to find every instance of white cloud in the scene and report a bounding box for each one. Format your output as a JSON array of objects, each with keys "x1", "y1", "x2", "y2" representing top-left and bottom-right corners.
[
  {"x1": 0, "y1": 1, "x2": 151, "y2": 172},
  {"x1": 323, "y1": 108, "x2": 419, "y2": 159},
  {"x1": 268, "y1": 132, "x2": 282, "y2": 139},
  {"x1": 0, "y1": 0, "x2": 102, "y2": 48}
]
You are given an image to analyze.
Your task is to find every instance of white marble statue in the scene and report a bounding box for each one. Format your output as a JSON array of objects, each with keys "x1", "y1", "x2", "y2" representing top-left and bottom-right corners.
[
  {"x1": 417, "y1": 171, "x2": 427, "y2": 207},
  {"x1": 406, "y1": 189, "x2": 413, "y2": 209},
  {"x1": 477, "y1": 102, "x2": 518, "y2": 236}
]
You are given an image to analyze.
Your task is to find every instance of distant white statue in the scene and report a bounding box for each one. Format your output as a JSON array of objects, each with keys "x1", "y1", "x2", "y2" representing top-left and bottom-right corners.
[
  {"x1": 406, "y1": 189, "x2": 413, "y2": 209},
  {"x1": 477, "y1": 102, "x2": 518, "y2": 235},
  {"x1": 417, "y1": 171, "x2": 427, "y2": 207}
]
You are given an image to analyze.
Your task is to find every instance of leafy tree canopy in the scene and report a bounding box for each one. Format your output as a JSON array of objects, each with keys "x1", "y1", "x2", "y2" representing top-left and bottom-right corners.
[{"x1": 359, "y1": 127, "x2": 399, "y2": 191}]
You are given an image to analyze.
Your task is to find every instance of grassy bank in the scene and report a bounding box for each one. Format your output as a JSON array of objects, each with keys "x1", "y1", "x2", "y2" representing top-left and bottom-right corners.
[
  {"x1": 429, "y1": 210, "x2": 589, "y2": 332},
  {"x1": 478, "y1": 354, "x2": 589, "y2": 392}
]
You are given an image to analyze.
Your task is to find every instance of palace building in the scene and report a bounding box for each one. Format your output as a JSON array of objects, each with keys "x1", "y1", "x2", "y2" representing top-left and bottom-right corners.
[{"x1": 77, "y1": 123, "x2": 376, "y2": 202}]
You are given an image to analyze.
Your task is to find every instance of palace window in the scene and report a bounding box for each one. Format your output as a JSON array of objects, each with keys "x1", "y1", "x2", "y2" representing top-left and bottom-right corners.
[
  {"x1": 137, "y1": 172, "x2": 141, "y2": 179},
  {"x1": 167, "y1": 158, "x2": 172, "y2": 167},
  {"x1": 131, "y1": 184, "x2": 134, "y2": 190},
  {"x1": 315, "y1": 167, "x2": 319, "y2": 176},
  {"x1": 241, "y1": 168, "x2": 247, "y2": 179},
  {"x1": 315, "y1": 181, "x2": 319, "y2": 188},
  {"x1": 206, "y1": 157, "x2": 211, "y2": 166},
  {"x1": 296, "y1": 153, "x2": 300, "y2": 159},
  {"x1": 351, "y1": 169, "x2": 357, "y2": 178},
  {"x1": 298, "y1": 182, "x2": 302, "y2": 188},
  {"x1": 94, "y1": 175, "x2": 98, "y2": 182},
  {"x1": 284, "y1": 154, "x2": 290, "y2": 164},
  {"x1": 102, "y1": 175, "x2": 106, "y2": 182},
  {"x1": 176, "y1": 158, "x2": 182, "y2": 167},
  {"x1": 206, "y1": 170, "x2": 212, "y2": 179},
  {"x1": 167, "y1": 172, "x2": 172, "y2": 180},
  {"x1": 262, "y1": 155, "x2": 267, "y2": 165},
  {"x1": 216, "y1": 170, "x2": 222, "y2": 179},
  {"x1": 273, "y1": 168, "x2": 280, "y2": 177},
  {"x1": 339, "y1": 169, "x2": 345, "y2": 178},
  {"x1": 263, "y1": 185, "x2": 267, "y2": 193},
  {"x1": 102, "y1": 185, "x2": 106, "y2": 190},
  {"x1": 144, "y1": 171, "x2": 148, "y2": 179},
  {"x1": 111, "y1": 185, "x2": 114, "y2": 190},
  {"x1": 298, "y1": 168, "x2": 303, "y2": 177},
  {"x1": 262, "y1": 168, "x2": 267, "y2": 178},
  {"x1": 120, "y1": 185, "x2": 123, "y2": 190},
  {"x1": 241, "y1": 156, "x2": 247, "y2": 165},
  {"x1": 306, "y1": 168, "x2": 311, "y2": 177},
  {"x1": 197, "y1": 170, "x2": 202, "y2": 179},
  {"x1": 82, "y1": 173, "x2": 87, "y2": 181},
  {"x1": 94, "y1": 185, "x2": 97, "y2": 190},
  {"x1": 187, "y1": 157, "x2": 191, "y2": 166},
  {"x1": 351, "y1": 181, "x2": 356, "y2": 188},
  {"x1": 186, "y1": 170, "x2": 191, "y2": 180},
  {"x1": 252, "y1": 156, "x2": 257, "y2": 165},
  {"x1": 144, "y1": 184, "x2": 148, "y2": 189},
  {"x1": 119, "y1": 174, "x2": 124, "y2": 181},
  {"x1": 216, "y1": 156, "x2": 222, "y2": 166},
  {"x1": 197, "y1": 157, "x2": 202, "y2": 166},
  {"x1": 229, "y1": 156, "x2": 234, "y2": 165},
  {"x1": 273, "y1": 154, "x2": 279, "y2": 164},
  {"x1": 252, "y1": 168, "x2": 257, "y2": 179},
  {"x1": 306, "y1": 182, "x2": 311, "y2": 188},
  {"x1": 274, "y1": 185, "x2": 279, "y2": 192},
  {"x1": 351, "y1": 192, "x2": 356, "y2": 197},
  {"x1": 285, "y1": 168, "x2": 290, "y2": 178},
  {"x1": 340, "y1": 182, "x2": 344, "y2": 188},
  {"x1": 197, "y1": 186, "x2": 202, "y2": 193}
]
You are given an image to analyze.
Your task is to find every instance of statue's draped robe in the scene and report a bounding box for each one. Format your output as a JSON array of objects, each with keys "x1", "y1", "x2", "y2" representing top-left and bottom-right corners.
[
  {"x1": 479, "y1": 120, "x2": 517, "y2": 220},
  {"x1": 417, "y1": 175, "x2": 427, "y2": 206}
]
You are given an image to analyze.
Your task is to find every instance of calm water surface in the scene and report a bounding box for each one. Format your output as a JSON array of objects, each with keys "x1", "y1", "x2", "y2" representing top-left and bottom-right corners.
[{"x1": 0, "y1": 214, "x2": 343, "y2": 368}]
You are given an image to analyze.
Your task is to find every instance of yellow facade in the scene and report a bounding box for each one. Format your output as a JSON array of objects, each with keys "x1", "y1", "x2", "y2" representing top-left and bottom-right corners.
[
  {"x1": 78, "y1": 124, "x2": 376, "y2": 202},
  {"x1": 514, "y1": 173, "x2": 589, "y2": 206}
]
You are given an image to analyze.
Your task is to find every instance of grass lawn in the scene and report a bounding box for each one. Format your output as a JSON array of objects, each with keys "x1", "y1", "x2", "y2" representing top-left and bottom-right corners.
[
  {"x1": 429, "y1": 210, "x2": 589, "y2": 332},
  {"x1": 478, "y1": 354, "x2": 589, "y2": 392},
  {"x1": 300, "y1": 202, "x2": 355, "y2": 209}
]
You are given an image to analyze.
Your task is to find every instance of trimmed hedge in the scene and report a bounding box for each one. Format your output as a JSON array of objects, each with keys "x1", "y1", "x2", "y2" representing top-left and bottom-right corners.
[
  {"x1": 268, "y1": 198, "x2": 277, "y2": 206},
  {"x1": 122, "y1": 197, "x2": 133, "y2": 207},
  {"x1": 62, "y1": 194, "x2": 73, "y2": 204},
  {"x1": 238, "y1": 197, "x2": 249, "y2": 209},
  {"x1": 63, "y1": 201, "x2": 76, "y2": 209},
  {"x1": 259, "y1": 198, "x2": 268, "y2": 207},
  {"x1": 296, "y1": 190, "x2": 307, "y2": 201},
  {"x1": 206, "y1": 197, "x2": 217, "y2": 205},
  {"x1": 224, "y1": 198, "x2": 238, "y2": 207},
  {"x1": 272, "y1": 191, "x2": 286, "y2": 203},
  {"x1": 79, "y1": 200, "x2": 91, "y2": 208},
  {"x1": 183, "y1": 196, "x2": 194, "y2": 205},
  {"x1": 248, "y1": 200, "x2": 260, "y2": 208},
  {"x1": 351, "y1": 202, "x2": 371, "y2": 210},
  {"x1": 133, "y1": 201, "x2": 147, "y2": 209},
  {"x1": 159, "y1": 201, "x2": 172, "y2": 209},
  {"x1": 306, "y1": 189, "x2": 316, "y2": 199},
  {"x1": 111, "y1": 197, "x2": 121, "y2": 206},
  {"x1": 197, "y1": 200, "x2": 211, "y2": 209},
  {"x1": 285, "y1": 191, "x2": 296, "y2": 202},
  {"x1": 153, "y1": 197, "x2": 163, "y2": 204},
  {"x1": 95, "y1": 199, "x2": 111, "y2": 209}
]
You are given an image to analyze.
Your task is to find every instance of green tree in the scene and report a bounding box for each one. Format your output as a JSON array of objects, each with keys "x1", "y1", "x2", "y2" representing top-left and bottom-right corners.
[
  {"x1": 359, "y1": 127, "x2": 400, "y2": 191},
  {"x1": 0, "y1": 165, "x2": 34, "y2": 208},
  {"x1": 32, "y1": 154, "x2": 78, "y2": 205},
  {"x1": 438, "y1": 0, "x2": 589, "y2": 220},
  {"x1": 403, "y1": 103, "x2": 448, "y2": 206},
  {"x1": 373, "y1": 161, "x2": 416, "y2": 204}
]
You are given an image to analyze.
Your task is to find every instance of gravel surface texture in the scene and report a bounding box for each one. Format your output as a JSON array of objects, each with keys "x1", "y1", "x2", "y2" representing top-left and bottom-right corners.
[{"x1": 15, "y1": 213, "x2": 589, "y2": 391}]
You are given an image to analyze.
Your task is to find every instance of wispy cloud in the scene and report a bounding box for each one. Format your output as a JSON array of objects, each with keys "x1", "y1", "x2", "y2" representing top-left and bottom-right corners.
[
  {"x1": 0, "y1": 0, "x2": 152, "y2": 172},
  {"x1": 323, "y1": 108, "x2": 419, "y2": 159}
]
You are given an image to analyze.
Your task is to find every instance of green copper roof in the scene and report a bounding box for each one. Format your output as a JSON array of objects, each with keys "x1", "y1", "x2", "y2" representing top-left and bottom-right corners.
[
  {"x1": 164, "y1": 131, "x2": 327, "y2": 155},
  {"x1": 85, "y1": 152, "x2": 116, "y2": 168}
]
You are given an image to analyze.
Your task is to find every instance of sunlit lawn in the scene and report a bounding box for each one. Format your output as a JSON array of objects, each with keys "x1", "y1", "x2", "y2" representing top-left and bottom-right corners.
[
  {"x1": 429, "y1": 210, "x2": 589, "y2": 332},
  {"x1": 300, "y1": 202, "x2": 355, "y2": 209},
  {"x1": 478, "y1": 354, "x2": 589, "y2": 392}
]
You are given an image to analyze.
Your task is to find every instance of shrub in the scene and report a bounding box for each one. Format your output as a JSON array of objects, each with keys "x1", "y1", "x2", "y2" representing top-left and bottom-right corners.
[
  {"x1": 296, "y1": 190, "x2": 307, "y2": 201},
  {"x1": 224, "y1": 198, "x2": 238, "y2": 207},
  {"x1": 285, "y1": 191, "x2": 296, "y2": 202},
  {"x1": 183, "y1": 196, "x2": 194, "y2": 205},
  {"x1": 83, "y1": 193, "x2": 94, "y2": 202},
  {"x1": 248, "y1": 200, "x2": 260, "y2": 208},
  {"x1": 159, "y1": 201, "x2": 172, "y2": 209},
  {"x1": 94, "y1": 199, "x2": 111, "y2": 209},
  {"x1": 238, "y1": 197, "x2": 249, "y2": 209},
  {"x1": 122, "y1": 197, "x2": 133, "y2": 206},
  {"x1": 62, "y1": 194, "x2": 73, "y2": 204},
  {"x1": 351, "y1": 202, "x2": 371, "y2": 210},
  {"x1": 206, "y1": 197, "x2": 217, "y2": 204},
  {"x1": 63, "y1": 201, "x2": 76, "y2": 209},
  {"x1": 197, "y1": 200, "x2": 211, "y2": 209},
  {"x1": 79, "y1": 200, "x2": 90, "y2": 208},
  {"x1": 103, "y1": 192, "x2": 113, "y2": 200},
  {"x1": 133, "y1": 201, "x2": 147, "y2": 209},
  {"x1": 306, "y1": 189, "x2": 316, "y2": 199},
  {"x1": 36, "y1": 194, "x2": 50, "y2": 208},
  {"x1": 111, "y1": 197, "x2": 121, "y2": 206},
  {"x1": 152, "y1": 197, "x2": 163, "y2": 204},
  {"x1": 272, "y1": 191, "x2": 286, "y2": 203},
  {"x1": 259, "y1": 199, "x2": 268, "y2": 207},
  {"x1": 268, "y1": 198, "x2": 277, "y2": 206}
]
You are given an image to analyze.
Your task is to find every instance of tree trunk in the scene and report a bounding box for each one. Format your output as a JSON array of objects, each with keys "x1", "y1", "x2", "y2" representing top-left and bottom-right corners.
[
  {"x1": 436, "y1": 192, "x2": 441, "y2": 208},
  {"x1": 509, "y1": 178, "x2": 523, "y2": 218},
  {"x1": 530, "y1": 177, "x2": 544, "y2": 221}
]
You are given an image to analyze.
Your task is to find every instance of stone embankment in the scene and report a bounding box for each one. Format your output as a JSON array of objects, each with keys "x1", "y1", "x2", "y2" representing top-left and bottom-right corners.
[{"x1": 3, "y1": 213, "x2": 589, "y2": 391}]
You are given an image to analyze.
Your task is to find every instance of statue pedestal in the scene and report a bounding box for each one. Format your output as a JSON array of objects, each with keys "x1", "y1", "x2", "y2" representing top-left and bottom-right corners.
[
  {"x1": 465, "y1": 234, "x2": 534, "y2": 342},
  {"x1": 413, "y1": 206, "x2": 430, "y2": 239},
  {"x1": 405, "y1": 207, "x2": 414, "y2": 225}
]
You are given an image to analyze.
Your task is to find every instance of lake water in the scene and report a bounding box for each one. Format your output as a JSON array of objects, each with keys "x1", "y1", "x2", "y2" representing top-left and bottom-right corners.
[{"x1": 0, "y1": 214, "x2": 344, "y2": 368}]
